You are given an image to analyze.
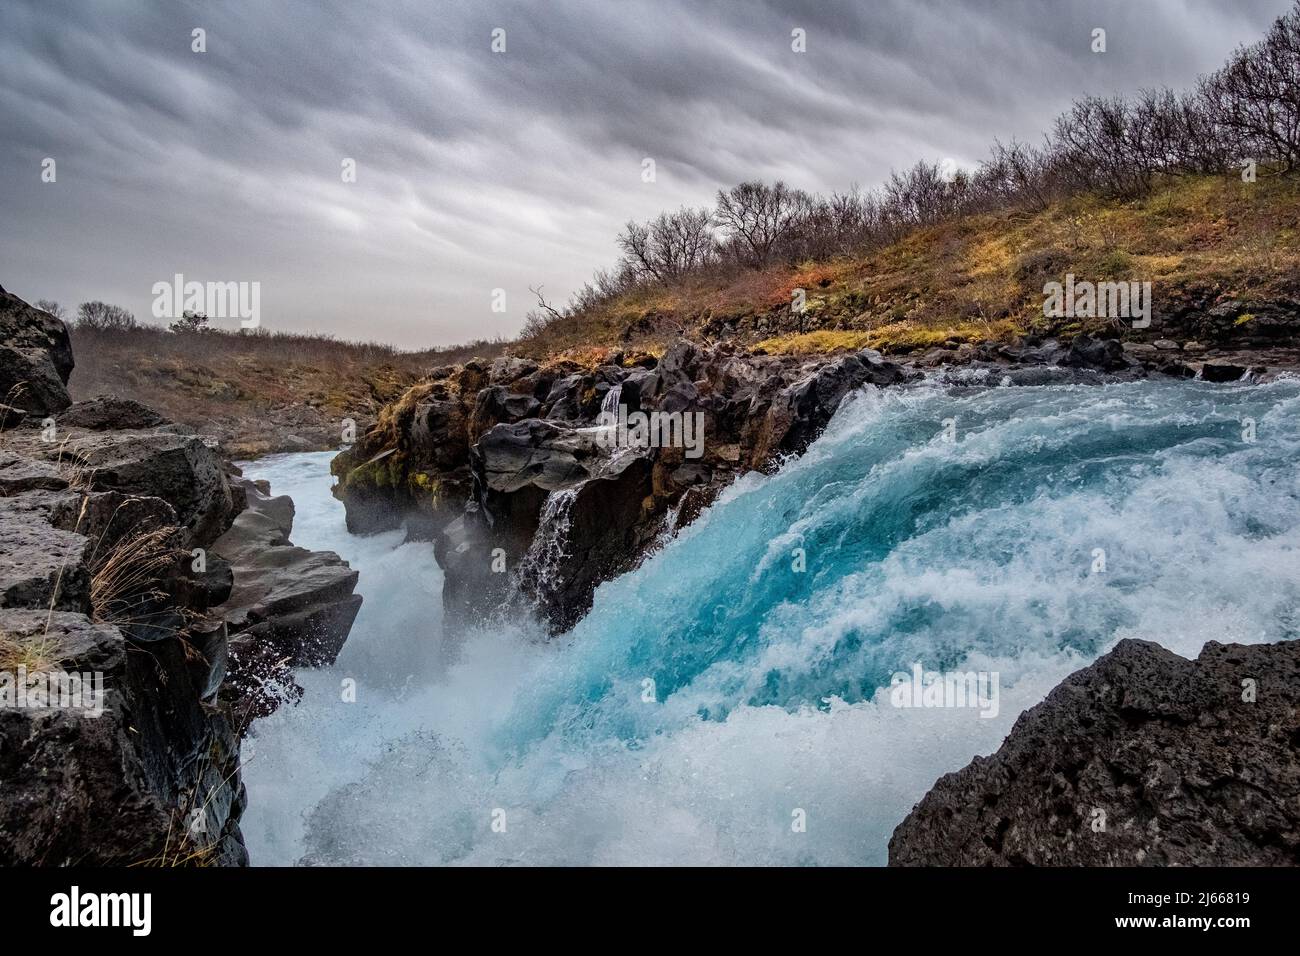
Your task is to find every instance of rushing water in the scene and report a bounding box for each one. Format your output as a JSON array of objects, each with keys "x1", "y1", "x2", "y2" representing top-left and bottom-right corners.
[{"x1": 240, "y1": 376, "x2": 1300, "y2": 865}]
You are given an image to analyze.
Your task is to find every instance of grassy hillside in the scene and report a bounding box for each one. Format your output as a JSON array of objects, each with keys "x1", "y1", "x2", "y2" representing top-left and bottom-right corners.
[
  {"x1": 516, "y1": 172, "x2": 1300, "y2": 361},
  {"x1": 69, "y1": 326, "x2": 506, "y2": 457}
]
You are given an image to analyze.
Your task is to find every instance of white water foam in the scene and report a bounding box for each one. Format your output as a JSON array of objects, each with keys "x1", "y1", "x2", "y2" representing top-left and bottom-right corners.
[{"x1": 240, "y1": 378, "x2": 1300, "y2": 865}]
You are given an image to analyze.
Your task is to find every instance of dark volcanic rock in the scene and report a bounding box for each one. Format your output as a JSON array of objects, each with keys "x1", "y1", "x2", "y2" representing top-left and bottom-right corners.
[
  {"x1": 521, "y1": 456, "x2": 655, "y2": 632},
  {"x1": 0, "y1": 490, "x2": 92, "y2": 611},
  {"x1": 1199, "y1": 361, "x2": 1248, "y2": 383},
  {"x1": 888, "y1": 638, "x2": 1300, "y2": 866},
  {"x1": 59, "y1": 395, "x2": 168, "y2": 430},
  {"x1": 474, "y1": 419, "x2": 596, "y2": 495},
  {"x1": 0, "y1": 449, "x2": 68, "y2": 494},
  {"x1": 0, "y1": 606, "x2": 247, "y2": 866},
  {"x1": 1058, "y1": 334, "x2": 1134, "y2": 373},
  {"x1": 469, "y1": 385, "x2": 543, "y2": 442},
  {"x1": 746, "y1": 349, "x2": 911, "y2": 467},
  {"x1": 56, "y1": 431, "x2": 237, "y2": 545},
  {"x1": 1181, "y1": 298, "x2": 1300, "y2": 346},
  {"x1": 0, "y1": 290, "x2": 74, "y2": 416},
  {"x1": 0, "y1": 346, "x2": 71, "y2": 417},
  {"x1": 213, "y1": 478, "x2": 361, "y2": 718}
]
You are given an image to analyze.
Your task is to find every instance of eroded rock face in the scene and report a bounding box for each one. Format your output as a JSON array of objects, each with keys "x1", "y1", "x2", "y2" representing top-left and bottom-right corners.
[
  {"x1": 63, "y1": 432, "x2": 238, "y2": 543},
  {"x1": 213, "y1": 478, "x2": 362, "y2": 719},
  {"x1": 888, "y1": 638, "x2": 1300, "y2": 866},
  {"x1": 0, "y1": 289, "x2": 358, "y2": 866},
  {"x1": 0, "y1": 424, "x2": 239, "y2": 545},
  {"x1": 744, "y1": 349, "x2": 913, "y2": 467},
  {"x1": 0, "y1": 609, "x2": 247, "y2": 866},
  {"x1": 338, "y1": 340, "x2": 914, "y2": 633},
  {"x1": 0, "y1": 291, "x2": 74, "y2": 416}
]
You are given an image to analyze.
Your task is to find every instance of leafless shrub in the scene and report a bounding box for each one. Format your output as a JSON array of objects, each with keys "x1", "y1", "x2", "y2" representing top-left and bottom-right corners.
[
  {"x1": 618, "y1": 207, "x2": 716, "y2": 282},
  {"x1": 35, "y1": 299, "x2": 67, "y2": 321},
  {"x1": 713, "y1": 181, "x2": 811, "y2": 269},
  {"x1": 76, "y1": 301, "x2": 136, "y2": 332}
]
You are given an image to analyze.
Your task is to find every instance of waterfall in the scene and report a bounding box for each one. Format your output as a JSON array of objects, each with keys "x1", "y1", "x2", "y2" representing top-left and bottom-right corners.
[
  {"x1": 240, "y1": 377, "x2": 1300, "y2": 866},
  {"x1": 600, "y1": 383, "x2": 622, "y2": 419},
  {"x1": 520, "y1": 486, "x2": 579, "y2": 598}
]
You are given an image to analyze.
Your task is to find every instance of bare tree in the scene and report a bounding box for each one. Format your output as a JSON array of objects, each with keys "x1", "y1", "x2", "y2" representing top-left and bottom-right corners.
[
  {"x1": 617, "y1": 207, "x2": 715, "y2": 282},
  {"x1": 520, "y1": 285, "x2": 566, "y2": 339},
  {"x1": 76, "y1": 301, "x2": 136, "y2": 331},
  {"x1": 982, "y1": 139, "x2": 1061, "y2": 211},
  {"x1": 881, "y1": 162, "x2": 967, "y2": 226},
  {"x1": 1200, "y1": 3, "x2": 1300, "y2": 172},
  {"x1": 713, "y1": 181, "x2": 809, "y2": 268},
  {"x1": 34, "y1": 299, "x2": 67, "y2": 321}
]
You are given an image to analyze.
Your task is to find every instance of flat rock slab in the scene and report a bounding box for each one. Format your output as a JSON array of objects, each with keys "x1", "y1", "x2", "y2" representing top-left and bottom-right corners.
[
  {"x1": 0, "y1": 491, "x2": 91, "y2": 611},
  {"x1": 4, "y1": 428, "x2": 236, "y2": 544}
]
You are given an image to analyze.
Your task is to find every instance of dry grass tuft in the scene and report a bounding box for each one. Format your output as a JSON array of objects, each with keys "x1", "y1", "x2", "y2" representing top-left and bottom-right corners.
[
  {"x1": 52, "y1": 440, "x2": 96, "y2": 490},
  {"x1": 0, "y1": 629, "x2": 63, "y2": 673},
  {"x1": 88, "y1": 526, "x2": 184, "y2": 628}
]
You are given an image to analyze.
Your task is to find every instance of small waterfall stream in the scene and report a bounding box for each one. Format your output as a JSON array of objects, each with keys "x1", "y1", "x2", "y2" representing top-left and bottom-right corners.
[
  {"x1": 516, "y1": 486, "x2": 580, "y2": 603},
  {"x1": 600, "y1": 383, "x2": 623, "y2": 419}
]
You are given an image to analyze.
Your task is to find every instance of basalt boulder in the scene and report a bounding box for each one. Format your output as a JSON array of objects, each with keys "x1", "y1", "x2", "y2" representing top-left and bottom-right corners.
[
  {"x1": 1058, "y1": 334, "x2": 1136, "y2": 373},
  {"x1": 888, "y1": 638, "x2": 1300, "y2": 866},
  {"x1": 59, "y1": 396, "x2": 168, "y2": 430},
  {"x1": 745, "y1": 349, "x2": 912, "y2": 468},
  {"x1": 468, "y1": 385, "x2": 543, "y2": 443},
  {"x1": 0, "y1": 291, "x2": 74, "y2": 416},
  {"x1": 1199, "y1": 361, "x2": 1249, "y2": 383},
  {"x1": 78, "y1": 432, "x2": 235, "y2": 544}
]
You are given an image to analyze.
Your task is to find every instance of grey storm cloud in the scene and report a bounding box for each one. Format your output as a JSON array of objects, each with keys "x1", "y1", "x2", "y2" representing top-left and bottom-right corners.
[{"x1": 0, "y1": 0, "x2": 1290, "y2": 347}]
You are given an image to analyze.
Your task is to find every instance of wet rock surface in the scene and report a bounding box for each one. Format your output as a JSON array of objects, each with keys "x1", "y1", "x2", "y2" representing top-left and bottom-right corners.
[
  {"x1": 213, "y1": 477, "x2": 361, "y2": 720},
  {"x1": 334, "y1": 325, "x2": 1300, "y2": 636}
]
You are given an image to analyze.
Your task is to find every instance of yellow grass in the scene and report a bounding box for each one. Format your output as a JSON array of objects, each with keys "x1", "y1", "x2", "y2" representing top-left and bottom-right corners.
[
  {"x1": 527, "y1": 172, "x2": 1300, "y2": 359},
  {"x1": 0, "y1": 630, "x2": 62, "y2": 673}
]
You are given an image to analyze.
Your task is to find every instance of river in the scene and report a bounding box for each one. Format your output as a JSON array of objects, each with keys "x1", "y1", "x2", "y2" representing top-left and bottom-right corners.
[{"x1": 240, "y1": 376, "x2": 1300, "y2": 865}]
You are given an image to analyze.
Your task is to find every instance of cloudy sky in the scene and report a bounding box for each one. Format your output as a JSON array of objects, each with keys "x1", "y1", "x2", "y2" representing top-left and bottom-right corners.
[{"x1": 0, "y1": 0, "x2": 1290, "y2": 348}]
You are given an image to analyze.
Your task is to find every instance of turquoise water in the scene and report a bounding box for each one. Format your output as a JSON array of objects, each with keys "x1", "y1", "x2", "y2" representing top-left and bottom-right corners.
[{"x1": 241, "y1": 376, "x2": 1300, "y2": 865}]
